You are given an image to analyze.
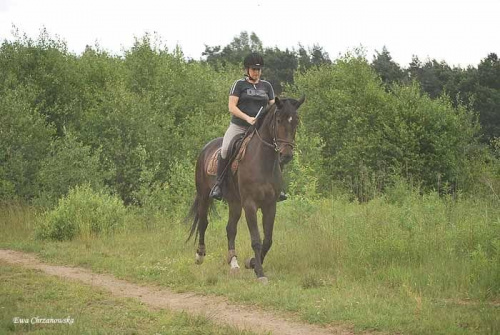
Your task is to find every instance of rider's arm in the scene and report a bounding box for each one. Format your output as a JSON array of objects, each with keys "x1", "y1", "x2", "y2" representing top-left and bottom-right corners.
[{"x1": 228, "y1": 96, "x2": 255, "y2": 125}]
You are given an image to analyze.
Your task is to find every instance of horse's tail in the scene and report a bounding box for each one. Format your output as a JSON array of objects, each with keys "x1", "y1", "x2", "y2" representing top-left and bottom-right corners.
[
  {"x1": 185, "y1": 137, "x2": 221, "y2": 243},
  {"x1": 185, "y1": 194, "x2": 215, "y2": 242},
  {"x1": 185, "y1": 195, "x2": 200, "y2": 242}
]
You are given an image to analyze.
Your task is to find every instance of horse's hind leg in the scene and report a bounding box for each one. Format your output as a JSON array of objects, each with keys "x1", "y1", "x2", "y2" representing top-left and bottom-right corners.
[
  {"x1": 226, "y1": 200, "x2": 242, "y2": 271},
  {"x1": 195, "y1": 195, "x2": 210, "y2": 265}
]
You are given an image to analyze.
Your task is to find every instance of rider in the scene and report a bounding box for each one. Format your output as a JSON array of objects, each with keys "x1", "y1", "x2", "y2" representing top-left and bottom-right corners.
[{"x1": 210, "y1": 52, "x2": 286, "y2": 201}]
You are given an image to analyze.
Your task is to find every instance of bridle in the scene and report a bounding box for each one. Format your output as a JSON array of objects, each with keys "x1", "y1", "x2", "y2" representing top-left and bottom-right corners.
[{"x1": 254, "y1": 105, "x2": 296, "y2": 154}]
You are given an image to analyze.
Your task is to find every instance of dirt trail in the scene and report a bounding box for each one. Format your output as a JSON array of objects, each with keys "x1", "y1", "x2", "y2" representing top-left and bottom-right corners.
[{"x1": 0, "y1": 249, "x2": 355, "y2": 335}]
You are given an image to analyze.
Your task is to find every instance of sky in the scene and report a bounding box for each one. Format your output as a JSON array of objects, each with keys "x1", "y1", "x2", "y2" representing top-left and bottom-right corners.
[{"x1": 0, "y1": 0, "x2": 499, "y2": 68}]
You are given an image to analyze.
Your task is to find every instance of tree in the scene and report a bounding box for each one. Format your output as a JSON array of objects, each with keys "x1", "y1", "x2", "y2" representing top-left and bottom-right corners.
[
  {"x1": 371, "y1": 46, "x2": 405, "y2": 86},
  {"x1": 292, "y1": 55, "x2": 480, "y2": 198},
  {"x1": 408, "y1": 56, "x2": 453, "y2": 99},
  {"x1": 475, "y1": 53, "x2": 500, "y2": 141},
  {"x1": 296, "y1": 44, "x2": 331, "y2": 72},
  {"x1": 203, "y1": 31, "x2": 263, "y2": 68},
  {"x1": 261, "y1": 47, "x2": 297, "y2": 95}
]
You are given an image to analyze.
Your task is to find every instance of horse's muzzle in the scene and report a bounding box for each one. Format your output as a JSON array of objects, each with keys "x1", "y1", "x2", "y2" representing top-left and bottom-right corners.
[{"x1": 280, "y1": 152, "x2": 293, "y2": 165}]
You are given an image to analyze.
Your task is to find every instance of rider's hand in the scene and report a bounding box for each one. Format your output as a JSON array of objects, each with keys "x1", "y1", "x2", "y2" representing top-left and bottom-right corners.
[{"x1": 247, "y1": 116, "x2": 256, "y2": 125}]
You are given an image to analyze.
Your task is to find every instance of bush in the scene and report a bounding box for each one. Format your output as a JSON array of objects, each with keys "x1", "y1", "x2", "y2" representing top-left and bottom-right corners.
[
  {"x1": 35, "y1": 133, "x2": 108, "y2": 207},
  {"x1": 133, "y1": 158, "x2": 195, "y2": 219},
  {"x1": 0, "y1": 86, "x2": 55, "y2": 200},
  {"x1": 292, "y1": 55, "x2": 481, "y2": 199},
  {"x1": 37, "y1": 184, "x2": 127, "y2": 241}
]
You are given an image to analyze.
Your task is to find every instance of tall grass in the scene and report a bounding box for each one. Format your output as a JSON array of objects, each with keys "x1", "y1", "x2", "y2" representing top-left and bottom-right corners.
[
  {"x1": 276, "y1": 188, "x2": 500, "y2": 301},
  {"x1": 1, "y1": 184, "x2": 499, "y2": 334}
]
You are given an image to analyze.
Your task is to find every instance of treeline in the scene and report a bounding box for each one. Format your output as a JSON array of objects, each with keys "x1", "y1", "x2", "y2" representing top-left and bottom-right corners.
[
  {"x1": 1, "y1": 29, "x2": 499, "y2": 209},
  {"x1": 205, "y1": 32, "x2": 500, "y2": 143}
]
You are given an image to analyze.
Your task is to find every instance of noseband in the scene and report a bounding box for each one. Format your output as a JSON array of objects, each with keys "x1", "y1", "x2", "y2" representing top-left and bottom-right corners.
[{"x1": 255, "y1": 106, "x2": 296, "y2": 153}]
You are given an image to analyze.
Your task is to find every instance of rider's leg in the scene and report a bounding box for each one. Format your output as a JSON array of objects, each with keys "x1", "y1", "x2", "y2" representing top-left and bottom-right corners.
[{"x1": 210, "y1": 123, "x2": 247, "y2": 200}]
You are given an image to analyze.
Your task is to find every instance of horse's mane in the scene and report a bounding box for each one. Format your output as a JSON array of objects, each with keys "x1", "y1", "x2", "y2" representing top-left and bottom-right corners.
[
  {"x1": 255, "y1": 98, "x2": 299, "y2": 130},
  {"x1": 255, "y1": 103, "x2": 276, "y2": 130}
]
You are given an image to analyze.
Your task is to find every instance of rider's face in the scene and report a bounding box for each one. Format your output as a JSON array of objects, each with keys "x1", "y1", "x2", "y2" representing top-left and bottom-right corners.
[{"x1": 247, "y1": 67, "x2": 262, "y2": 80}]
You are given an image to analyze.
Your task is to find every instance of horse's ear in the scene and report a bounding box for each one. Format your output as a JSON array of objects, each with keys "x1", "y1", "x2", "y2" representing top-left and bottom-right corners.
[
  {"x1": 275, "y1": 97, "x2": 283, "y2": 109},
  {"x1": 295, "y1": 95, "x2": 305, "y2": 109}
]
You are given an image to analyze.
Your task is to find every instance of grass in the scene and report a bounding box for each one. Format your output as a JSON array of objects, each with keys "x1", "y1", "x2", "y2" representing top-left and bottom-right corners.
[
  {"x1": 1, "y1": 190, "x2": 499, "y2": 334},
  {"x1": 0, "y1": 261, "x2": 255, "y2": 334}
]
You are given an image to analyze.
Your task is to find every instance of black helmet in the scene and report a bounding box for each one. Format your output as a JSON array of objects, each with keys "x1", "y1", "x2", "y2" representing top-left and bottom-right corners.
[{"x1": 244, "y1": 52, "x2": 264, "y2": 69}]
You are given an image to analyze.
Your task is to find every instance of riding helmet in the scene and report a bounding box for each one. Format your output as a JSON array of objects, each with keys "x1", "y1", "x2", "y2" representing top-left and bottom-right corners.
[{"x1": 244, "y1": 52, "x2": 264, "y2": 69}]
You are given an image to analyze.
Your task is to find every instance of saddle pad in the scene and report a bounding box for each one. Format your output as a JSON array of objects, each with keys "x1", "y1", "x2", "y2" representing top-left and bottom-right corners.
[
  {"x1": 231, "y1": 132, "x2": 254, "y2": 173},
  {"x1": 207, "y1": 148, "x2": 221, "y2": 176},
  {"x1": 206, "y1": 132, "x2": 254, "y2": 176}
]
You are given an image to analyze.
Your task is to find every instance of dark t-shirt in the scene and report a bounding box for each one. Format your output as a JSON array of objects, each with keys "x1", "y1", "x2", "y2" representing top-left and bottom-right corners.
[{"x1": 229, "y1": 78, "x2": 275, "y2": 127}]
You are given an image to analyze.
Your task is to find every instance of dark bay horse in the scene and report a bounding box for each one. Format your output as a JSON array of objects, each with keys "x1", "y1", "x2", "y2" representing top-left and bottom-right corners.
[{"x1": 187, "y1": 96, "x2": 305, "y2": 282}]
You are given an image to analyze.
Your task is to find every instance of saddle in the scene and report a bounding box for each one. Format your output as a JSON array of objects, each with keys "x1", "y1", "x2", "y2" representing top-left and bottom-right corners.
[{"x1": 207, "y1": 131, "x2": 255, "y2": 176}]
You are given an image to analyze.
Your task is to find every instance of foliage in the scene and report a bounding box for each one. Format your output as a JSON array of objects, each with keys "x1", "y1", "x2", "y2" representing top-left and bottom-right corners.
[
  {"x1": 133, "y1": 158, "x2": 195, "y2": 219},
  {"x1": 292, "y1": 54, "x2": 481, "y2": 199},
  {"x1": 284, "y1": 128, "x2": 323, "y2": 199},
  {"x1": 371, "y1": 48, "x2": 500, "y2": 143},
  {"x1": 0, "y1": 86, "x2": 55, "y2": 200},
  {"x1": 1, "y1": 31, "x2": 236, "y2": 204},
  {"x1": 35, "y1": 133, "x2": 107, "y2": 207},
  {"x1": 371, "y1": 46, "x2": 406, "y2": 86},
  {"x1": 0, "y1": 29, "x2": 498, "y2": 205},
  {"x1": 203, "y1": 31, "x2": 263, "y2": 68},
  {"x1": 36, "y1": 184, "x2": 127, "y2": 241}
]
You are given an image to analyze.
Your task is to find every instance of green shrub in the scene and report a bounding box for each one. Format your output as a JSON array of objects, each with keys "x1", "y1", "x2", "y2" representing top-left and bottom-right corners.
[
  {"x1": 35, "y1": 133, "x2": 108, "y2": 207},
  {"x1": 0, "y1": 86, "x2": 55, "y2": 200},
  {"x1": 37, "y1": 184, "x2": 127, "y2": 241},
  {"x1": 133, "y1": 158, "x2": 195, "y2": 219},
  {"x1": 291, "y1": 55, "x2": 481, "y2": 199}
]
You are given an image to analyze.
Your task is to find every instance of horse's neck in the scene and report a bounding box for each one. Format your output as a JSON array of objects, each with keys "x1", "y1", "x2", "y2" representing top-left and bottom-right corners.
[
  {"x1": 251, "y1": 114, "x2": 279, "y2": 172},
  {"x1": 256, "y1": 108, "x2": 274, "y2": 142}
]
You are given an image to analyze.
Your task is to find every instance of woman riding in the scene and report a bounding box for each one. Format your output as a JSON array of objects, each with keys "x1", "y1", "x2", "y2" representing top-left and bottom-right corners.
[{"x1": 210, "y1": 52, "x2": 286, "y2": 201}]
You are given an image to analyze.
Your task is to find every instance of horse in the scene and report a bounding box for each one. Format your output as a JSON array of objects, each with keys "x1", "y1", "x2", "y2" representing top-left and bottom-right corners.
[{"x1": 186, "y1": 96, "x2": 305, "y2": 282}]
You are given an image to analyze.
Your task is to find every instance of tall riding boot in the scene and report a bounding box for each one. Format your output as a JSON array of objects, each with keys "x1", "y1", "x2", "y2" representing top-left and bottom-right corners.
[{"x1": 209, "y1": 153, "x2": 228, "y2": 201}]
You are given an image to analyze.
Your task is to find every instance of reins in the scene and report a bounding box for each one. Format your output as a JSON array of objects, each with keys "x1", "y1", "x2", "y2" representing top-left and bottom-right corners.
[{"x1": 254, "y1": 105, "x2": 295, "y2": 153}]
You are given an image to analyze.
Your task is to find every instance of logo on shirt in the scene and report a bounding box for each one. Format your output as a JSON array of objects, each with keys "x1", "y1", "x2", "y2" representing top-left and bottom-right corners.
[{"x1": 246, "y1": 89, "x2": 268, "y2": 97}]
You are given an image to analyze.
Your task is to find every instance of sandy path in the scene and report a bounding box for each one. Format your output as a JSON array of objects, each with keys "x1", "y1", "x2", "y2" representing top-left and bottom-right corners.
[{"x1": 0, "y1": 249, "x2": 355, "y2": 335}]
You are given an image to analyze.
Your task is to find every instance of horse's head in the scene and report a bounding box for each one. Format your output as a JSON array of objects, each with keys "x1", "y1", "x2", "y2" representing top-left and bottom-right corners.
[{"x1": 273, "y1": 96, "x2": 305, "y2": 165}]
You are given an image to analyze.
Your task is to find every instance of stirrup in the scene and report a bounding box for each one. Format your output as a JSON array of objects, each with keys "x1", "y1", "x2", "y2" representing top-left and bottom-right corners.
[{"x1": 278, "y1": 191, "x2": 287, "y2": 202}]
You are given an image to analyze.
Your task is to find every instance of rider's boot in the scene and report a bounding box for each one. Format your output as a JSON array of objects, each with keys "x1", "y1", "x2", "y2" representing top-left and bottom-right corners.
[{"x1": 209, "y1": 153, "x2": 228, "y2": 201}]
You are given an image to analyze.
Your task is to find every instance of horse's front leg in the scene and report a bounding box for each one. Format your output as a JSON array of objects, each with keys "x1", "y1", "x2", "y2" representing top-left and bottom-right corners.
[
  {"x1": 243, "y1": 201, "x2": 267, "y2": 282},
  {"x1": 227, "y1": 200, "x2": 242, "y2": 272},
  {"x1": 260, "y1": 202, "x2": 276, "y2": 265}
]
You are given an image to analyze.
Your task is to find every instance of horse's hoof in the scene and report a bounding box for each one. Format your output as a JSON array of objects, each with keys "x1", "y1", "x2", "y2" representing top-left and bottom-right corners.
[
  {"x1": 257, "y1": 276, "x2": 269, "y2": 285},
  {"x1": 195, "y1": 253, "x2": 204, "y2": 265},
  {"x1": 229, "y1": 256, "x2": 240, "y2": 271},
  {"x1": 230, "y1": 267, "x2": 240, "y2": 275},
  {"x1": 245, "y1": 258, "x2": 255, "y2": 269}
]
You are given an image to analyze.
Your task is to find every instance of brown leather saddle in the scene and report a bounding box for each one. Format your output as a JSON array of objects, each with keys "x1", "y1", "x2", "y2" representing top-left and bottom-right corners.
[{"x1": 207, "y1": 131, "x2": 255, "y2": 176}]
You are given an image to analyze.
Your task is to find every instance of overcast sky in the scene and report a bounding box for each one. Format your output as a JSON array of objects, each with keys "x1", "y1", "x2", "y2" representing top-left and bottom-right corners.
[{"x1": 1, "y1": 0, "x2": 499, "y2": 67}]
